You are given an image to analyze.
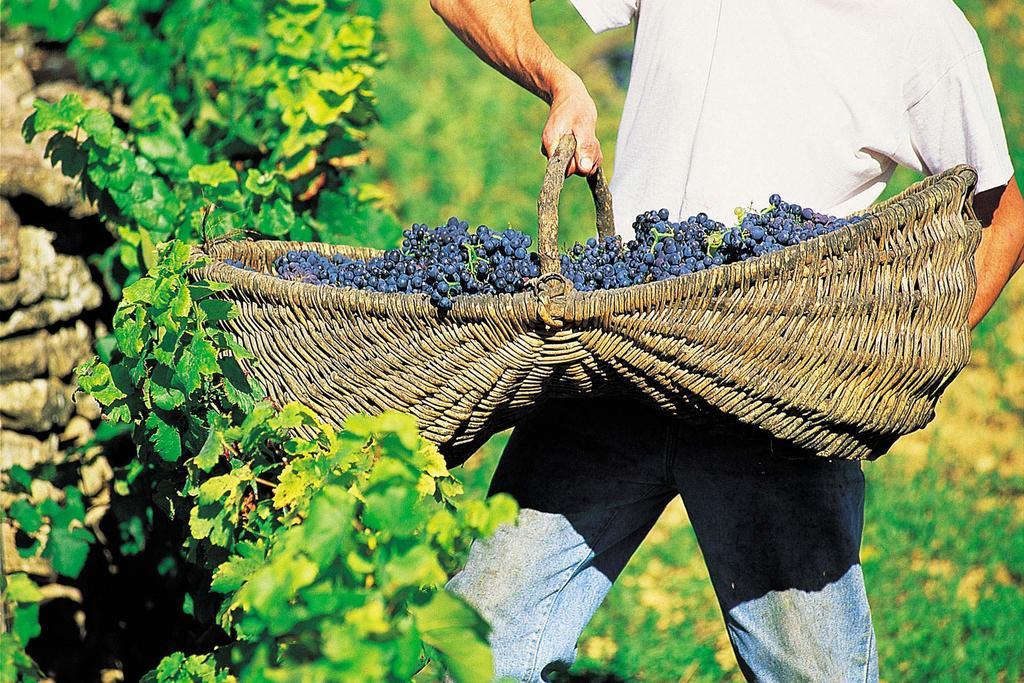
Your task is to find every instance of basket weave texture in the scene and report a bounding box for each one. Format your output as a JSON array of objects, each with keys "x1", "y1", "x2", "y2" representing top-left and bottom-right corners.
[{"x1": 192, "y1": 140, "x2": 981, "y2": 465}]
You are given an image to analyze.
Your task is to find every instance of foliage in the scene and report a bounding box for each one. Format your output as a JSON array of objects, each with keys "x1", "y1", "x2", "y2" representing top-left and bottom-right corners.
[
  {"x1": 15, "y1": 0, "x2": 398, "y2": 296},
  {"x1": 3, "y1": 3, "x2": 427, "y2": 678},
  {"x1": 3, "y1": 0, "x2": 104, "y2": 42},
  {"x1": 0, "y1": 572, "x2": 47, "y2": 682},
  {"x1": 74, "y1": 241, "x2": 261, "y2": 480},
  {"x1": 1, "y1": 470, "x2": 96, "y2": 682},
  {"x1": 163, "y1": 406, "x2": 514, "y2": 682},
  {"x1": 69, "y1": 242, "x2": 517, "y2": 681}
]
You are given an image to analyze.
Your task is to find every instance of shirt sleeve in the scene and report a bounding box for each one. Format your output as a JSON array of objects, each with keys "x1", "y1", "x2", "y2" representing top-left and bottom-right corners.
[
  {"x1": 891, "y1": 50, "x2": 1014, "y2": 193},
  {"x1": 568, "y1": 0, "x2": 638, "y2": 33}
]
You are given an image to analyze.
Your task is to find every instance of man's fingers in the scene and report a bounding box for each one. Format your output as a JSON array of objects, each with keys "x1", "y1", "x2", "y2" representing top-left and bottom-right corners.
[
  {"x1": 541, "y1": 126, "x2": 600, "y2": 177},
  {"x1": 574, "y1": 137, "x2": 601, "y2": 176},
  {"x1": 541, "y1": 132, "x2": 559, "y2": 158},
  {"x1": 575, "y1": 152, "x2": 594, "y2": 176}
]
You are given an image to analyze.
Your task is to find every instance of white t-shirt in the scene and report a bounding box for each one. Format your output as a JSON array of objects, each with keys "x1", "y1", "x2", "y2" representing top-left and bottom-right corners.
[{"x1": 569, "y1": 0, "x2": 1015, "y2": 234}]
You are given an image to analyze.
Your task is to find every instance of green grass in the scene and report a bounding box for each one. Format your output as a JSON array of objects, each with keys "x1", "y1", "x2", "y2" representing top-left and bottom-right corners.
[{"x1": 369, "y1": 1, "x2": 1024, "y2": 680}]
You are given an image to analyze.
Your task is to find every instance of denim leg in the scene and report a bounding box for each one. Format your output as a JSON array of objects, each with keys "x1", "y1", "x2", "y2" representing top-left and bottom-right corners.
[
  {"x1": 447, "y1": 399, "x2": 676, "y2": 682},
  {"x1": 724, "y1": 564, "x2": 877, "y2": 683},
  {"x1": 672, "y1": 424, "x2": 877, "y2": 682},
  {"x1": 447, "y1": 504, "x2": 670, "y2": 682}
]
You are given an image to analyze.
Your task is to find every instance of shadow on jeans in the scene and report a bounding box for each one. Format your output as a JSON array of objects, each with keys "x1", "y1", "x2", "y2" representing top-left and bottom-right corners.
[{"x1": 488, "y1": 396, "x2": 866, "y2": 613}]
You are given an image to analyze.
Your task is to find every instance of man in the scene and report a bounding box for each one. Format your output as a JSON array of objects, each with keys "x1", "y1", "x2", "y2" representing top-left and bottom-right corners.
[{"x1": 430, "y1": 0, "x2": 1023, "y2": 680}]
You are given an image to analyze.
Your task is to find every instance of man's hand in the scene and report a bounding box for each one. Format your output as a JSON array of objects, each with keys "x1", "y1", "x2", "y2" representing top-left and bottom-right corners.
[
  {"x1": 430, "y1": 0, "x2": 602, "y2": 177},
  {"x1": 542, "y1": 75, "x2": 602, "y2": 176}
]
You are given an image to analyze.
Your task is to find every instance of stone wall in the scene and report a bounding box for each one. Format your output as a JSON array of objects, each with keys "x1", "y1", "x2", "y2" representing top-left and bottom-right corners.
[{"x1": 0, "y1": 30, "x2": 119, "y2": 610}]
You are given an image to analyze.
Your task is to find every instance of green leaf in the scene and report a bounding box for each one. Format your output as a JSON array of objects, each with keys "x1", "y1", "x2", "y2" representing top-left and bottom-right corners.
[
  {"x1": 143, "y1": 652, "x2": 227, "y2": 683},
  {"x1": 136, "y1": 132, "x2": 181, "y2": 163},
  {"x1": 76, "y1": 358, "x2": 128, "y2": 405},
  {"x1": 45, "y1": 134, "x2": 86, "y2": 177},
  {"x1": 146, "y1": 412, "x2": 183, "y2": 462},
  {"x1": 380, "y1": 545, "x2": 446, "y2": 594},
  {"x1": 107, "y1": 403, "x2": 132, "y2": 423},
  {"x1": 139, "y1": 228, "x2": 158, "y2": 273},
  {"x1": 94, "y1": 140, "x2": 130, "y2": 181},
  {"x1": 177, "y1": 348, "x2": 203, "y2": 395},
  {"x1": 344, "y1": 411, "x2": 421, "y2": 451},
  {"x1": 169, "y1": 283, "x2": 193, "y2": 319},
  {"x1": 210, "y1": 542, "x2": 265, "y2": 594},
  {"x1": 254, "y1": 198, "x2": 296, "y2": 237},
  {"x1": 483, "y1": 494, "x2": 519, "y2": 532},
  {"x1": 7, "y1": 466, "x2": 33, "y2": 491},
  {"x1": 195, "y1": 429, "x2": 224, "y2": 472},
  {"x1": 222, "y1": 359, "x2": 263, "y2": 414},
  {"x1": 189, "y1": 466, "x2": 252, "y2": 547},
  {"x1": 163, "y1": 241, "x2": 193, "y2": 271},
  {"x1": 303, "y1": 90, "x2": 356, "y2": 127},
  {"x1": 268, "y1": 402, "x2": 319, "y2": 431},
  {"x1": 342, "y1": 599, "x2": 391, "y2": 637},
  {"x1": 45, "y1": 523, "x2": 94, "y2": 577},
  {"x1": 188, "y1": 161, "x2": 238, "y2": 187},
  {"x1": 13, "y1": 603, "x2": 41, "y2": 644},
  {"x1": 299, "y1": 484, "x2": 357, "y2": 566},
  {"x1": 198, "y1": 298, "x2": 236, "y2": 322},
  {"x1": 9, "y1": 500, "x2": 44, "y2": 534},
  {"x1": 151, "y1": 382, "x2": 186, "y2": 411},
  {"x1": 412, "y1": 591, "x2": 494, "y2": 683},
  {"x1": 218, "y1": 330, "x2": 255, "y2": 360},
  {"x1": 189, "y1": 280, "x2": 233, "y2": 299},
  {"x1": 362, "y1": 486, "x2": 422, "y2": 537},
  {"x1": 81, "y1": 109, "x2": 115, "y2": 147},
  {"x1": 40, "y1": 492, "x2": 94, "y2": 578},
  {"x1": 31, "y1": 94, "x2": 86, "y2": 132},
  {"x1": 152, "y1": 326, "x2": 180, "y2": 366},
  {"x1": 113, "y1": 309, "x2": 147, "y2": 357},
  {"x1": 189, "y1": 336, "x2": 220, "y2": 377},
  {"x1": 273, "y1": 449, "x2": 330, "y2": 510},
  {"x1": 21, "y1": 110, "x2": 40, "y2": 144},
  {"x1": 308, "y1": 68, "x2": 365, "y2": 97},
  {"x1": 244, "y1": 169, "x2": 279, "y2": 196},
  {"x1": 238, "y1": 553, "x2": 320, "y2": 635},
  {"x1": 122, "y1": 276, "x2": 156, "y2": 304},
  {"x1": 3, "y1": 573, "x2": 44, "y2": 603},
  {"x1": 706, "y1": 229, "x2": 724, "y2": 255}
]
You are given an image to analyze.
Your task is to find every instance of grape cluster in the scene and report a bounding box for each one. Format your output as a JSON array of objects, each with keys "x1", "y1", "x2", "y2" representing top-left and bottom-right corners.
[
  {"x1": 559, "y1": 198, "x2": 861, "y2": 291},
  {"x1": 225, "y1": 196, "x2": 863, "y2": 309},
  {"x1": 560, "y1": 209, "x2": 728, "y2": 291},
  {"x1": 269, "y1": 217, "x2": 539, "y2": 310},
  {"x1": 725, "y1": 195, "x2": 861, "y2": 258}
]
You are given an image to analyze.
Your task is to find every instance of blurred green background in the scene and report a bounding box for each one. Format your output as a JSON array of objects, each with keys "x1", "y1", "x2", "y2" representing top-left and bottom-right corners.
[{"x1": 367, "y1": 1, "x2": 1024, "y2": 680}]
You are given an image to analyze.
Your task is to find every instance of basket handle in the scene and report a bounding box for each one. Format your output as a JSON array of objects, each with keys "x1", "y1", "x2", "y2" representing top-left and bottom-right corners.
[{"x1": 537, "y1": 133, "x2": 616, "y2": 275}]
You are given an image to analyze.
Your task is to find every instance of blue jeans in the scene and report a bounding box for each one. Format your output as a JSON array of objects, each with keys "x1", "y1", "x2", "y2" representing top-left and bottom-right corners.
[{"x1": 448, "y1": 398, "x2": 878, "y2": 682}]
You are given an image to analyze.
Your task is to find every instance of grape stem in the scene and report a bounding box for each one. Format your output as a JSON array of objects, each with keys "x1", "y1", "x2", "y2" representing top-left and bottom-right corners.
[{"x1": 649, "y1": 228, "x2": 674, "y2": 253}]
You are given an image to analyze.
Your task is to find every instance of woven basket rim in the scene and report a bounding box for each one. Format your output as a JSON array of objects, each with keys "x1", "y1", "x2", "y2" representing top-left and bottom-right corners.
[{"x1": 191, "y1": 165, "x2": 978, "y2": 325}]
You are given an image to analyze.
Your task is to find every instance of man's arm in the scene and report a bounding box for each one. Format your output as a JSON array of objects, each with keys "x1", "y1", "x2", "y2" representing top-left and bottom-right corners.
[
  {"x1": 429, "y1": 0, "x2": 602, "y2": 176},
  {"x1": 970, "y1": 176, "x2": 1024, "y2": 328}
]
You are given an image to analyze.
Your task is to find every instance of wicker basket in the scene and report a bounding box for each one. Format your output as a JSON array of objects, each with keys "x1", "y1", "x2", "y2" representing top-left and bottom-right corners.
[{"x1": 192, "y1": 135, "x2": 981, "y2": 465}]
